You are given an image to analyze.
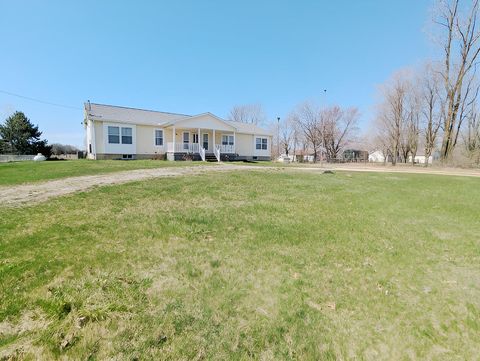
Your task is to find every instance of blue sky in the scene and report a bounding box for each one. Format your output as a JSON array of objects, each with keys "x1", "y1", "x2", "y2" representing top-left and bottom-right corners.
[{"x1": 0, "y1": 0, "x2": 435, "y2": 147}]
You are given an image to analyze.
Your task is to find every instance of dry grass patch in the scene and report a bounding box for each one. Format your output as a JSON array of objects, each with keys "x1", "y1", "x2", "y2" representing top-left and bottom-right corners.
[{"x1": 1, "y1": 171, "x2": 480, "y2": 359}]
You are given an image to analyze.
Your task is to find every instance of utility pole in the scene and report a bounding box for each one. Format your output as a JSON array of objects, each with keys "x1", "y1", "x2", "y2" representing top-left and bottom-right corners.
[{"x1": 277, "y1": 116, "x2": 280, "y2": 159}]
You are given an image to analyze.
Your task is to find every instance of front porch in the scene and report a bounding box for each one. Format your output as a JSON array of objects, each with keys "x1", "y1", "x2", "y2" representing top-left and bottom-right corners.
[{"x1": 166, "y1": 127, "x2": 236, "y2": 162}]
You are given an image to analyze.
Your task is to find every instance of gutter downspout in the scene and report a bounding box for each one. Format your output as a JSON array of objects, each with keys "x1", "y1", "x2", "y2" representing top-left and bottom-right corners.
[{"x1": 91, "y1": 118, "x2": 97, "y2": 160}]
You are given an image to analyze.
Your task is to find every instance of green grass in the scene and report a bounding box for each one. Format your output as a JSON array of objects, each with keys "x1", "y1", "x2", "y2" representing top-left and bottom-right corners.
[
  {"x1": 0, "y1": 159, "x2": 212, "y2": 186},
  {"x1": 1, "y1": 170, "x2": 480, "y2": 359}
]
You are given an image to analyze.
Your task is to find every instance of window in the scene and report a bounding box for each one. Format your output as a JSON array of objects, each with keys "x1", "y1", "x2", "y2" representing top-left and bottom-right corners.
[
  {"x1": 192, "y1": 133, "x2": 199, "y2": 144},
  {"x1": 122, "y1": 154, "x2": 133, "y2": 159},
  {"x1": 222, "y1": 135, "x2": 234, "y2": 145},
  {"x1": 108, "y1": 126, "x2": 133, "y2": 144},
  {"x1": 155, "y1": 129, "x2": 163, "y2": 146},
  {"x1": 256, "y1": 137, "x2": 268, "y2": 150},
  {"x1": 108, "y1": 126, "x2": 120, "y2": 144},
  {"x1": 121, "y1": 127, "x2": 133, "y2": 144}
]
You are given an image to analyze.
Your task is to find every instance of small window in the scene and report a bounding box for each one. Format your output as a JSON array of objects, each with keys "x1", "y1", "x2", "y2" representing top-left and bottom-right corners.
[
  {"x1": 121, "y1": 127, "x2": 133, "y2": 144},
  {"x1": 155, "y1": 129, "x2": 163, "y2": 146},
  {"x1": 222, "y1": 135, "x2": 234, "y2": 145},
  {"x1": 108, "y1": 126, "x2": 120, "y2": 144},
  {"x1": 256, "y1": 137, "x2": 268, "y2": 150},
  {"x1": 122, "y1": 154, "x2": 133, "y2": 159},
  {"x1": 192, "y1": 133, "x2": 199, "y2": 144}
]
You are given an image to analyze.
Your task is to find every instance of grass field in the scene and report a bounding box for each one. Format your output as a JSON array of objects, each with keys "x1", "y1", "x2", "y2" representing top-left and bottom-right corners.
[
  {"x1": 0, "y1": 160, "x2": 213, "y2": 186},
  {"x1": 1, "y1": 170, "x2": 479, "y2": 360}
]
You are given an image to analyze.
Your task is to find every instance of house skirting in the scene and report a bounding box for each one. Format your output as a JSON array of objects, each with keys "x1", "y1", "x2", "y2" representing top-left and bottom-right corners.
[
  {"x1": 234, "y1": 156, "x2": 271, "y2": 161},
  {"x1": 93, "y1": 153, "x2": 270, "y2": 161},
  {"x1": 95, "y1": 153, "x2": 166, "y2": 160}
]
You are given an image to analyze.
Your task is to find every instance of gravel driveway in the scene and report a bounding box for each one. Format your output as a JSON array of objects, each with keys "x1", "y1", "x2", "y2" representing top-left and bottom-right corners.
[
  {"x1": 1, "y1": 163, "x2": 478, "y2": 207},
  {"x1": 0, "y1": 164, "x2": 256, "y2": 206}
]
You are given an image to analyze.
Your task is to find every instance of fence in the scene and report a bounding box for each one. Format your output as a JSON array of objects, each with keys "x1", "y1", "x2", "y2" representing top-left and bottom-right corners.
[{"x1": 0, "y1": 155, "x2": 36, "y2": 163}]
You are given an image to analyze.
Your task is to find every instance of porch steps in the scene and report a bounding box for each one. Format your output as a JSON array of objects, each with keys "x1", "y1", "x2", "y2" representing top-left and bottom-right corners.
[{"x1": 205, "y1": 153, "x2": 218, "y2": 162}]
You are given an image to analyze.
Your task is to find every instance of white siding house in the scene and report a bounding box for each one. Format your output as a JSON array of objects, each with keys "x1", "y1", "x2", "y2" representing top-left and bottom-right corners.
[
  {"x1": 84, "y1": 103, "x2": 272, "y2": 161},
  {"x1": 408, "y1": 154, "x2": 433, "y2": 164},
  {"x1": 368, "y1": 150, "x2": 386, "y2": 163}
]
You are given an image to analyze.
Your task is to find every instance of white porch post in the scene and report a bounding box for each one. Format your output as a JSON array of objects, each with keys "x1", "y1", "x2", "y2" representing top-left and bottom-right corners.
[
  {"x1": 172, "y1": 126, "x2": 176, "y2": 152},
  {"x1": 213, "y1": 129, "x2": 216, "y2": 149},
  {"x1": 198, "y1": 128, "x2": 201, "y2": 149},
  {"x1": 233, "y1": 131, "x2": 236, "y2": 153}
]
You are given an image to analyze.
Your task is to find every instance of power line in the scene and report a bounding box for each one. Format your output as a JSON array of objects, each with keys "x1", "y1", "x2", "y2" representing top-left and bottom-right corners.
[{"x1": 0, "y1": 90, "x2": 82, "y2": 110}]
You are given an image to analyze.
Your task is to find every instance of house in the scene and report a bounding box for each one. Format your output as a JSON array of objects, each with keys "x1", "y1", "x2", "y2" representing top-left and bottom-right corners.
[
  {"x1": 343, "y1": 149, "x2": 368, "y2": 162},
  {"x1": 368, "y1": 150, "x2": 386, "y2": 163},
  {"x1": 408, "y1": 153, "x2": 433, "y2": 164},
  {"x1": 292, "y1": 149, "x2": 317, "y2": 163},
  {"x1": 84, "y1": 102, "x2": 272, "y2": 161}
]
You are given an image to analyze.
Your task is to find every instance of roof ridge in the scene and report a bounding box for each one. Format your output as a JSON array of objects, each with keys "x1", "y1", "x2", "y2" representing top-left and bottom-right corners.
[{"x1": 89, "y1": 102, "x2": 191, "y2": 117}]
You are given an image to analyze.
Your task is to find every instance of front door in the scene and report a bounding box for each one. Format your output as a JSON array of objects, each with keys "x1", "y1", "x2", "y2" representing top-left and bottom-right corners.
[
  {"x1": 203, "y1": 133, "x2": 209, "y2": 150},
  {"x1": 183, "y1": 132, "x2": 190, "y2": 150}
]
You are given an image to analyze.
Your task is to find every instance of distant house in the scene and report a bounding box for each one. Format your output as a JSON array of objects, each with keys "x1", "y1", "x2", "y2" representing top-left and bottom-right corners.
[
  {"x1": 369, "y1": 150, "x2": 386, "y2": 163},
  {"x1": 343, "y1": 149, "x2": 368, "y2": 162},
  {"x1": 369, "y1": 150, "x2": 435, "y2": 165},
  {"x1": 408, "y1": 153, "x2": 433, "y2": 164},
  {"x1": 275, "y1": 150, "x2": 317, "y2": 163},
  {"x1": 84, "y1": 103, "x2": 272, "y2": 161}
]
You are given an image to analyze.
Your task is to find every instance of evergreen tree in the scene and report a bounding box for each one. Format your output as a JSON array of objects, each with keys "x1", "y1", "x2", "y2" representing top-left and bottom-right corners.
[{"x1": 0, "y1": 111, "x2": 51, "y2": 156}]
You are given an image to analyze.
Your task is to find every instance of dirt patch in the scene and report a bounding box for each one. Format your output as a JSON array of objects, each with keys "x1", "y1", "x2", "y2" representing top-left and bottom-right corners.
[
  {"x1": 0, "y1": 164, "x2": 262, "y2": 207},
  {"x1": 0, "y1": 311, "x2": 49, "y2": 338},
  {"x1": 1, "y1": 163, "x2": 478, "y2": 207},
  {"x1": 294, "y1": 163, "x2": 480, "y2": 178}
]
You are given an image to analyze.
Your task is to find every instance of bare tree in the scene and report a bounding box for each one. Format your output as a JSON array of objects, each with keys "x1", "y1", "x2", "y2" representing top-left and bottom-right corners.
[
  {"x1": 399, "y1": 125, "x2": 411, "y2": 163},
  {"x1": 463, "y1": 102, "x2": 480, "y2": 163},
  {"x1": 228, "y1": 103, "x2": 266, "y2": 125},
  {"x1": 278, "y1": 115, "x2": 299, "y2": 157},
  {"x1": 419, "y1": 64, "x2": 444, "y2": 166},
  {"x1": 293, "y1": 102, "x2": 322, "y2": 162},
  {"x1": 376, "y1": 72, "x2": 411, "y2": 165},
  {"x1": 434, "y1": 0, "x2": 480, "y2": 161},
  {"x1": 405, "y1": 84, "x2": 422, "y2": 165},
  {"x1": 319, "y1": 106, "x2": 360, "y2": 161},
  {"x1": 408, "y1": 112, "x2": 421, "y2": 165},
  {"x1": 291, "y1": 119, "x2": 302, "y2": 161}
]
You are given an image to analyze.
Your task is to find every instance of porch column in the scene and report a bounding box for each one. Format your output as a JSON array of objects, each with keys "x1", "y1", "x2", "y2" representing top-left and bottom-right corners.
[
  {"x1": 198, "y1": 128, "x2": 201, "y2": 150},
  {"x1": 233, "y1": 131, "x2": 236, "y2": 153},
  {"x1": 213, "y1": 129, "x2": 216, "y2": 149},
  {"x1": 172, "y1": 126, "x2": 176, "y2": 152}
]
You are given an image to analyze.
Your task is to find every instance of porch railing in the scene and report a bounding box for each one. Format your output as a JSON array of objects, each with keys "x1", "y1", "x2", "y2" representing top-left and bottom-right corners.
[
  {"x1": 167, "y1": 142, "x2": 200, "y2": 153},
  {"x1": 215, "y1": 144, "x2": 235, "y2": 153},
  {"x1": 166, "y1": 142, "x2": 234, "y2": 155},
  {"x1": 213, "y1": 146, "x2": 220, "y2": 162},
  {"x1": 199, "y1": 147, "x2": 206, "y2": 161}
]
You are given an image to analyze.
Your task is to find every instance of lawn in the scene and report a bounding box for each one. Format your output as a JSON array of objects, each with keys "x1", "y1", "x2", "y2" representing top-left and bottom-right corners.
[
  {"x1": 1, "y1": 170, "x2": 479, "y2": 360},
  {"x1": 0, "y1": 159, "x2": 213, "y2": 186}
]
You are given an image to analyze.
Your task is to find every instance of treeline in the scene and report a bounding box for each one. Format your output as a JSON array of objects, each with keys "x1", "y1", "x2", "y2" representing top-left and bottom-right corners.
[
  {"x1": 372, "y1": 0, "x2": 480, "y2": 166},
  {"x1": 228, "y1": 102, "x2": 360, "y2": 162},
  {"x1": 51, "y1": 143, "x2": 79, "y2": 156},
  {"x1": 279, "y1": 103, "x2": 359, "y2": 162}
]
